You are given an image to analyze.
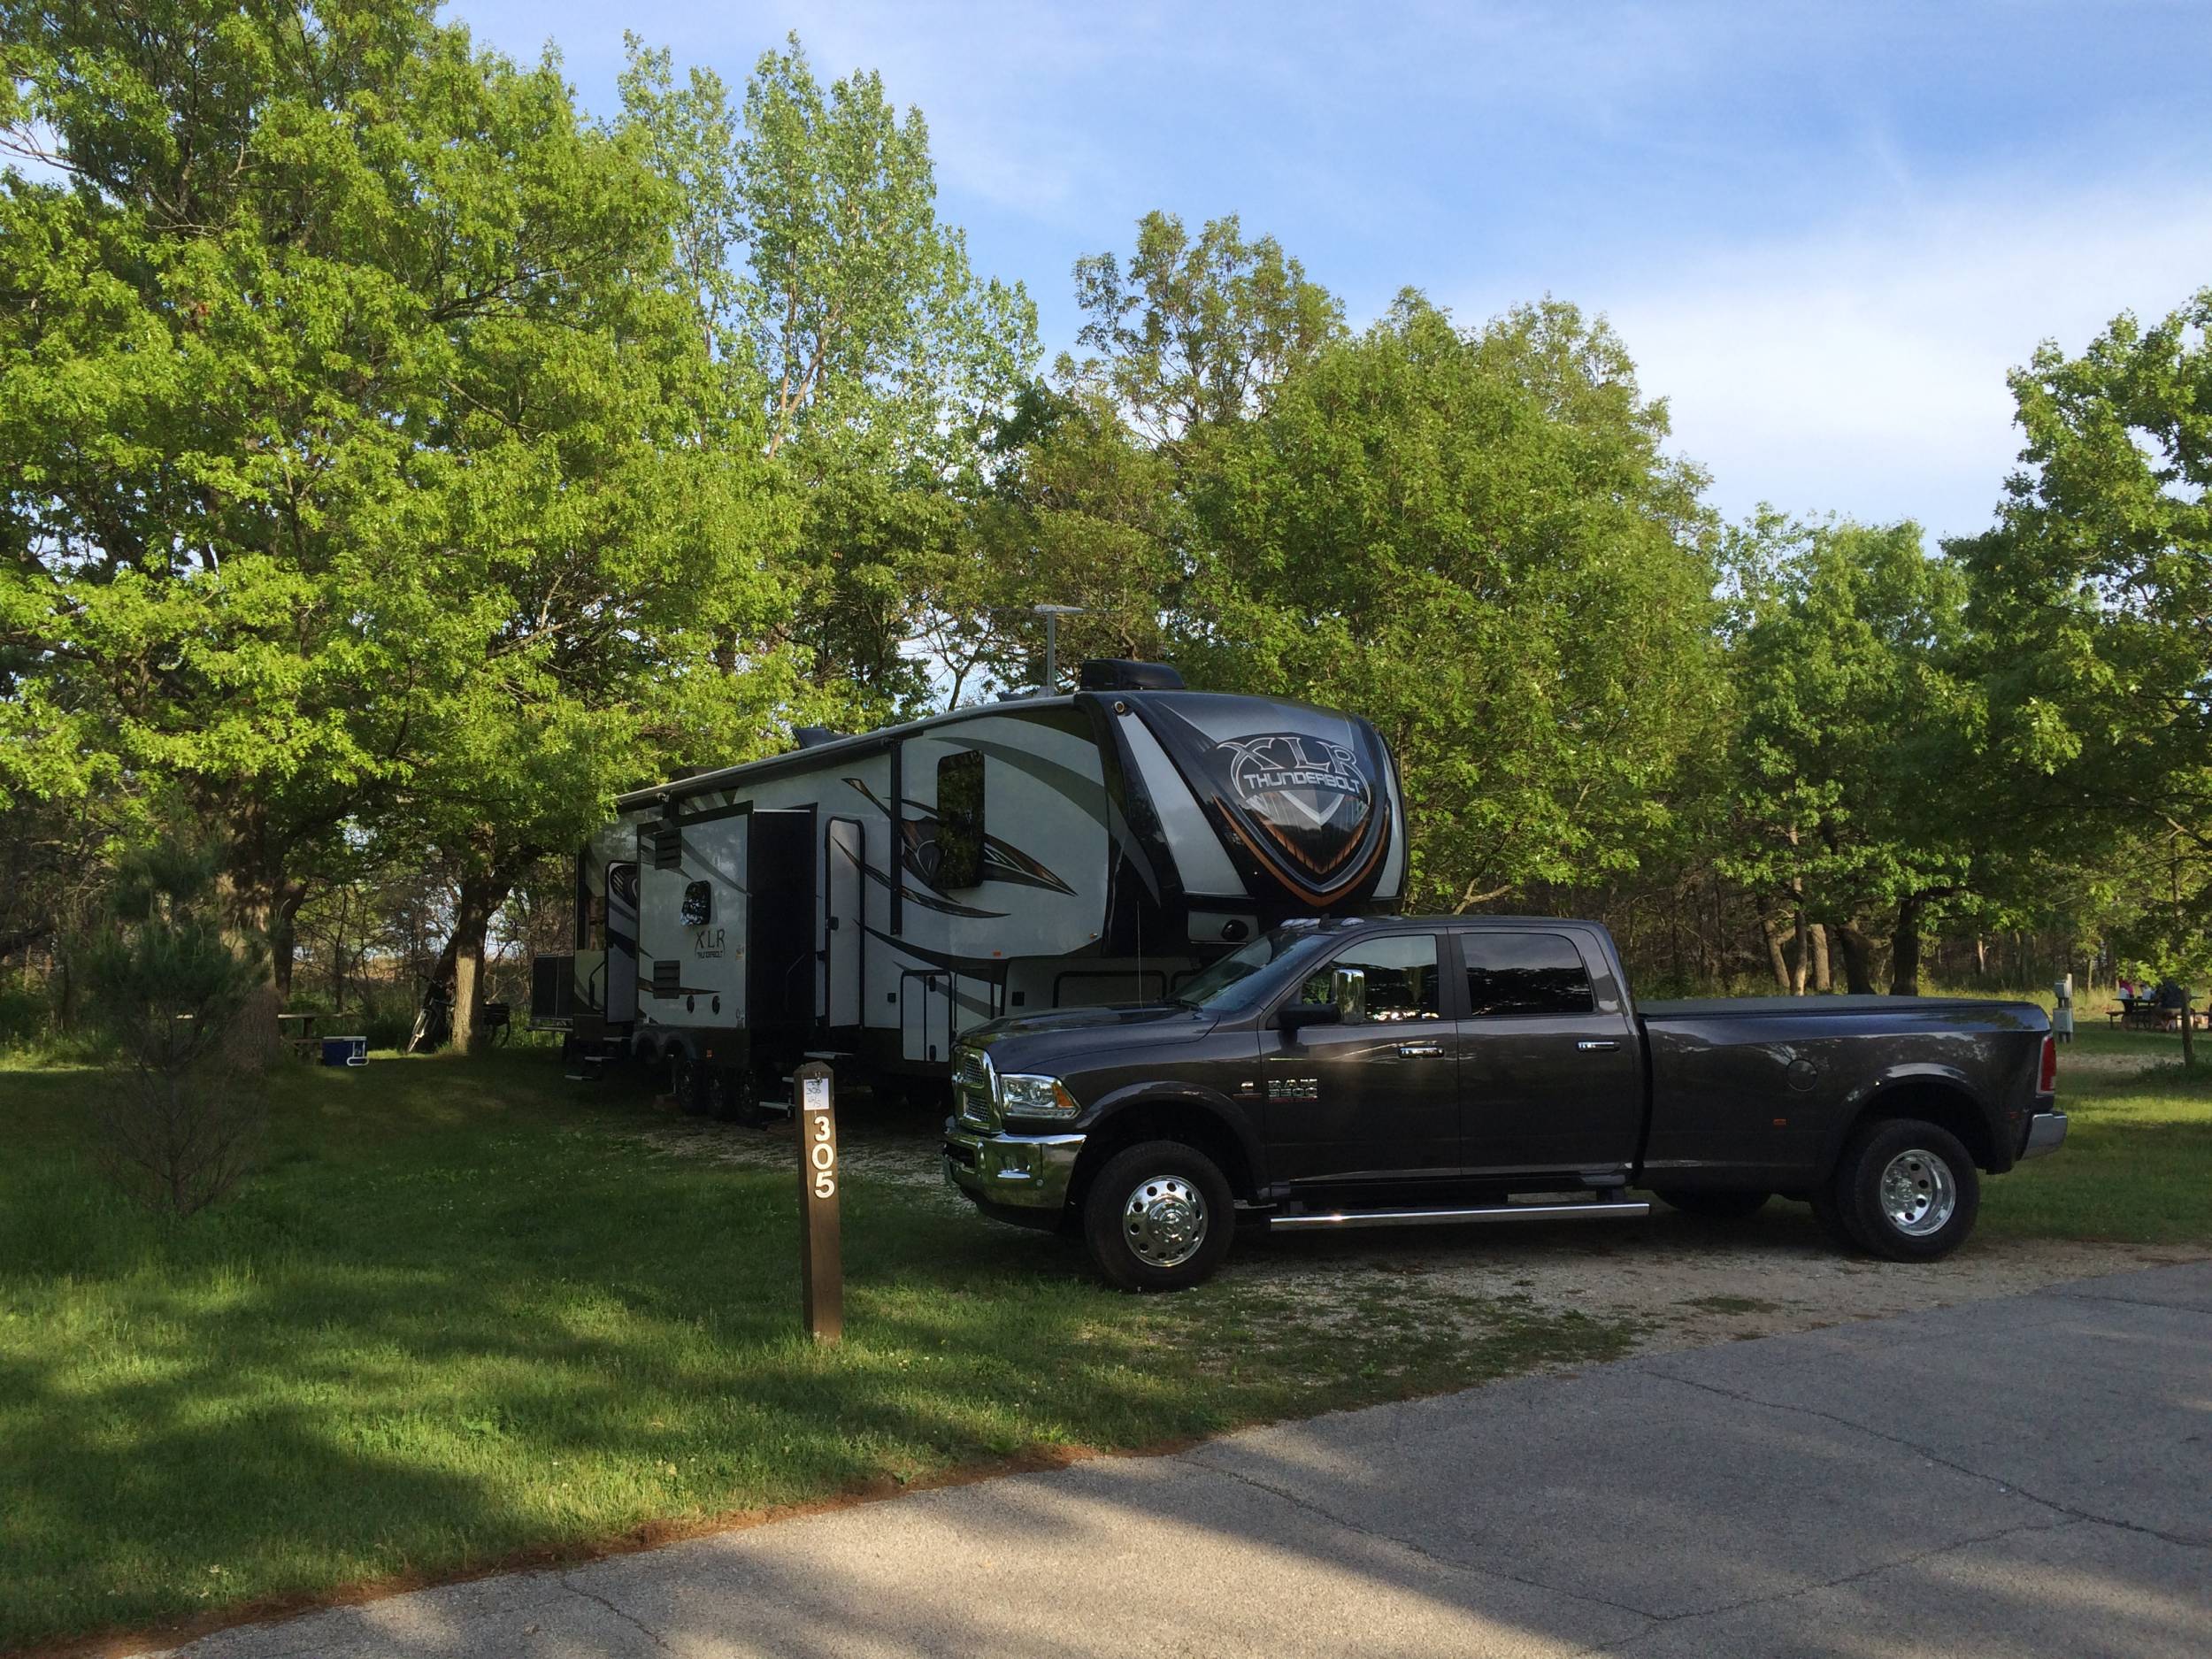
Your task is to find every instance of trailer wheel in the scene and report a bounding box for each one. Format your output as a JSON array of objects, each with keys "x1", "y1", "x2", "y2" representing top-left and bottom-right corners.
[
  {"x1": 671, "y1": 1053, "x2": 710, "y2": 1117},
  {"x1": 1655, "y1": 1189, "x2": 1770, "y2": 1220},
  {"x1": 1829, "y1": 1118, "x2": 1980, "y2": 1262},
  {"x1": 705, "y1": 1065, "x2": 767, "y2": 1128},
  {"x1": 1081, "y1": 1141, "x2": 1235, "y2": 1293}
]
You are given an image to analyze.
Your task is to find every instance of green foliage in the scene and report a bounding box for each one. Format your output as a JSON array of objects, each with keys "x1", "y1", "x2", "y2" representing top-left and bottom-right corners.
[
  {"x1": 936, "y1": 385, "x2": 1188, "y2": 696},
  {"x1": 1955, "y1": 289, "x2": 2212, "y2": 990},
  {"x1": 1184, "y1": 296, "x2": 1724, "y2": 907},
  {"x1": 80, "y1": 838, "x2": 267, "y2": 1216},
  {"x1": 0, "y1": 1, "x2": 801, "y2": 999},
  {"x1": 1071, "y1": 210, "x2": 1345, "y2": 449},
  {"x1": 618, "y1": 34, "x2": 1039, "y2": 724},
  {"x1": 3, "y1": 6, "x2": 2206, "y2": 1010},
  {"x1": 0, "y1": 976, "x2": 46, "y2": 1048},
  {"x1": 1719, "y1": 515, "x2": 1983, "y2": 989}
]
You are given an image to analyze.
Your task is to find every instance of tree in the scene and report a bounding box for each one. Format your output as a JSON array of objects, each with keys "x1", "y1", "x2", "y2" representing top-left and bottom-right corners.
[
  {"x1": 618, "y1": 35, "x2": 1039, "y2": 724},
  {"x1": 1070, "y1": 211, "x2": 1344, "y2": 453},
  {"x1": 933, "y1": 385, "x2": 1187, "y2": 702},
  {"x1": 0, "y1": 1, "x2": 790, "y2": 1019},
  {"x1": 1955, "y1": 288, "x2": 2212, "y2": 1038},
  {"x1": 1183, "y1": 296, "x2": 1724, "y2": 910},
  {"x1": 1720, "y1": 516, "x2": 1983, "y2": 994},
  {"x1": 82, "y1": 839, "x2": 266, "y2": 1217}
]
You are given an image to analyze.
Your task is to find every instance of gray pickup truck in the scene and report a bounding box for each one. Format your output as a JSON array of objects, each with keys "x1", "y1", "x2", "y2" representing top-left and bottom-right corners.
[{"x1": 943, "y1": 915, "x2": 2065, "y2": 1288}]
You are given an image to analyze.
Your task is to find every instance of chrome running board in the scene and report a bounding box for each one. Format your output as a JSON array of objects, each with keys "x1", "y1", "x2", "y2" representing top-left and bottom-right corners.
[{"x1": 1267, "y1": 1198, "x2": 1651, "y2": 1232}]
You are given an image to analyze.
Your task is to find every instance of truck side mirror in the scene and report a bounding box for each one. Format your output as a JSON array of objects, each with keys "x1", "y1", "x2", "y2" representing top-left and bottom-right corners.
[
  {"x1": 1279, "y1": 965, "x2": 1366, "y2": 1036},
  {"x1": 1332, "y1": 965, "x2": 1367, "y2": 1023}
]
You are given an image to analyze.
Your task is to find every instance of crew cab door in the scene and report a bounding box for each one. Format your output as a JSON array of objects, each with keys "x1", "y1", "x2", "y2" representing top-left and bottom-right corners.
[
  {"x1": 1452, "y1": 928, "x2": 1642, "y2": 1181},
  {"x1": 1261, "y1": 930, "x2": 1457, "y2": 1184}
]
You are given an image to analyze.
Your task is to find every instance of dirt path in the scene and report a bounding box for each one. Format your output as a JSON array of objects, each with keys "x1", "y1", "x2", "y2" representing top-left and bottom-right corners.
[{"x1": 621, "y1": 1106, "x2": 2207, "y2": 1357}]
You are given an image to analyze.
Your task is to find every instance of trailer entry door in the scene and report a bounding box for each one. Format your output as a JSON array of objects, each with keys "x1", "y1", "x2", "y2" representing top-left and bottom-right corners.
[{"x1": 825, "y1": 817, "x2": 864, "y2": 1029}]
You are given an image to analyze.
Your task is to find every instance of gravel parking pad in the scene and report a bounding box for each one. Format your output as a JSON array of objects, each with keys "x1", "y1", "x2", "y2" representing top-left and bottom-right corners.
[{"x1": 626, "y1": 1103, "x2": 2206, "y2": 1356}]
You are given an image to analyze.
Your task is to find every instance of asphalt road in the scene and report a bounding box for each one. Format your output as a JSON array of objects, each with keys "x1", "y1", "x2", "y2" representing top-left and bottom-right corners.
[{"x1": 144, "y1": 1262, "x2": 2212, "y2": 1659}]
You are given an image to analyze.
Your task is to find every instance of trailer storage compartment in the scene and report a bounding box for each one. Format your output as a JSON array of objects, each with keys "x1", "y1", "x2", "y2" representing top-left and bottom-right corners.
[{"x1": 529, "y1": 953, "x2": 574, "y2": 1028}]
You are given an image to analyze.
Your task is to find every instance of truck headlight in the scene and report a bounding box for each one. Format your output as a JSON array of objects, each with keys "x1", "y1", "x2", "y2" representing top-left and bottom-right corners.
[{"x1": 996, "y1": 1072, "x2": 1080, "y2": 1121}]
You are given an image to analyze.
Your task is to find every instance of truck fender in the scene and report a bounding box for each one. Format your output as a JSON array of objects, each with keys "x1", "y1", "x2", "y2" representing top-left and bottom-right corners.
[
  {"x1": 1078, "y1": 1081, "x2": 1269, "y2": 1201},
  {"x1": 1818, "y1": 1063, "x2": 2002, "y2": 1175}
]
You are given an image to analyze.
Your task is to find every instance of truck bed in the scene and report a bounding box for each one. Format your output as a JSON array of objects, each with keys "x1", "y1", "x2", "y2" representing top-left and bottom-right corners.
[{"x1": 1635, "y1": 993, "x2": 2050, "y2": 1188}]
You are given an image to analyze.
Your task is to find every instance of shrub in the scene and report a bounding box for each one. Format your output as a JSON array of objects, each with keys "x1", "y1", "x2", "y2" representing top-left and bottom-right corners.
[
  {"x1": 82, "y1": 842, "x2": 268, "y2": 1217},
  {"x1": 0, "y1": 978, "x2": 48, "y2": 1049},
  {"x1": 356, "y1": 982, "x2": 419, "y2": 1052}
]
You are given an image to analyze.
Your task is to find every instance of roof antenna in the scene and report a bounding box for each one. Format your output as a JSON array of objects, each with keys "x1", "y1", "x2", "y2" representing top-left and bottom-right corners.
[{"x1": 1032, "y1": 603, "x2": 1086, "y2": 693}]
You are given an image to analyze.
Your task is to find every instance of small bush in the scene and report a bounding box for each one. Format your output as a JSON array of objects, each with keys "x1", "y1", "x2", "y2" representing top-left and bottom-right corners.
[
  {"x1": 356, "y1": 982, "x2": 419, "y2": 1052},
  {"x1": 82, "y1": 841, "x2": 268, "y2": 1217},
  {"x1": 0, "y1": 978, "x2": 49, "y2": 1048}
]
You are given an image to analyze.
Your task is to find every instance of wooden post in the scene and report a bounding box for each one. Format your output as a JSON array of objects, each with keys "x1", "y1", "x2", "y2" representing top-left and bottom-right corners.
[{"x1": 793, "y1": 1061, "x2": 842, "y2": 1343}]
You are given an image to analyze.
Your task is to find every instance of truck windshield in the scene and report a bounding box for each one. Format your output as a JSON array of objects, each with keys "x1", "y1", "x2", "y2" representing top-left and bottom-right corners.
[{"x1": 1173, "y1": 922, "x2": 1345, "y2": 1011}]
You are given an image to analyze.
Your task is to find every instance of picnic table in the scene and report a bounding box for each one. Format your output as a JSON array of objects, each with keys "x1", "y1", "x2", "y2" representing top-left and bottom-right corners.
[
  {"x1": 275, "y1": 1010, "x2": 320, "y2": 1058},
  {"x1": 2106, "y1": 998, "x2": 2207, "y2": 1033}
]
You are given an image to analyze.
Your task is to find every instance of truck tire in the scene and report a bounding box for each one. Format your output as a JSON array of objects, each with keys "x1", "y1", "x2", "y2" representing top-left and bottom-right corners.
[
  {"x1": 672, "y1": 1052, "x2": 710, "y2": 1117},
  {"x1": 1829, "y1": 1117, "x2": 1980, "y2": 1261},
  {"x1": 1655, "y1": 1189, "x2": 1770, "y2": 1220},
  {"x1": 1082, "y1": 1141, "x2": 1236, "y2": 1293}
]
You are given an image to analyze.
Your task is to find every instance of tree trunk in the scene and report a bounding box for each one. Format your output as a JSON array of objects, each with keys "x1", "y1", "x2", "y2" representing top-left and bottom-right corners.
[
  {"x1": 2173, "y1": 841, "x2": 2196, "y2": 1069},
  {"x1": 1791, "y1": 909, "x2": 1810, "y2": 996},
  {"x1": 443, "y1": 870, "x2": 513, "y2": 1053},
  {"x1": 1834, "y1": 923, "x2": 1878, "y2": 995},
  {"x1": 221, "y1": 879, "x2": 302, "y2": 1005},
  {"x1": 1889, "y1": 897, "x2": 1924, "y2": 995},
  {"x1": 1810, "y1": 923, "x2": 1832, "y2": 994},
  {"x1": 1760, "y1": 914, "x2": 1791, "y2": 992},
  {"x1": 265, "y1": 883, "x2": 307, "y2": 1007}
]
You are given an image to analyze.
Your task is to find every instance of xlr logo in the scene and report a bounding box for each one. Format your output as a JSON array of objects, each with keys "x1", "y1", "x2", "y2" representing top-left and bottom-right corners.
[{"x1": 1215, "y1": 731, "x2": 1375, "y2": 880}]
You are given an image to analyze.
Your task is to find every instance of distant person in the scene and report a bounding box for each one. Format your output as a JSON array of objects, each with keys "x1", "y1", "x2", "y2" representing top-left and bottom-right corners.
[{"x1": 2156, "y1": 978, "x2": 2185, "y2": 1011}]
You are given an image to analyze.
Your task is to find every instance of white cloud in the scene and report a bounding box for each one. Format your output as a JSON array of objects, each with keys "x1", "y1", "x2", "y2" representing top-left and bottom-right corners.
[{"x1": 1566, "y1": 188, "x2": 2212, "y2": 541}]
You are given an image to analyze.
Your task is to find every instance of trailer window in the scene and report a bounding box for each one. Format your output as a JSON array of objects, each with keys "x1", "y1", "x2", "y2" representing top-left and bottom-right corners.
[
  {"x1": 935, "y1": 749, "x2": 987, "y2": 888},
  {"x1": 1462, "y1": 933, "x2": 1594, "y2": 1017},
  {"x1": 680, "y1": 880, "x2": 712, "y2": 927}
]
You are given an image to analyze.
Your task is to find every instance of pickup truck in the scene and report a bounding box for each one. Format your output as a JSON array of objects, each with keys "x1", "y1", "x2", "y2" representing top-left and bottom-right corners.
[{"x1": 942, "y1": 915, "x2": 2066, "y2": 1289}]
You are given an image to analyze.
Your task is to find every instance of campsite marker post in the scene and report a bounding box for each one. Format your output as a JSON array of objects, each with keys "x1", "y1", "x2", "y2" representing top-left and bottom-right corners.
[{"x1": 794, "y1": 1062, "x2": 842, "y2": 1344}]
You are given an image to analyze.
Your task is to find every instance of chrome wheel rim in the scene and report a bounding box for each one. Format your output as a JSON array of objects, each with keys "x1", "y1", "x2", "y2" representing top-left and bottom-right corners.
[
  {"x1": 1878, "y1": 1148, "x2": 1956, "y2": 1237},
  {"x1": 1122, "y1": 1174, "x2": 1208, "y2": 1269}
]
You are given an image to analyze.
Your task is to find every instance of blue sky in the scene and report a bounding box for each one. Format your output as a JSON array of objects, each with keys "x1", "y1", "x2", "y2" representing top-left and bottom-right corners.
[{"x1": 449, "y1": 0, "x2": 2212, "y2": 543}]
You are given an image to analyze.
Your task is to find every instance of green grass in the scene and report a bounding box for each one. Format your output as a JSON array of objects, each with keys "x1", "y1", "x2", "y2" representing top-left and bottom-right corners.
[
  {"x1": 1977, "y1": 1023, "x2": 2212, "y2": 1244},
  {"x1": 5, "y1": 1025, "x2": 2205, "y2": 1651},
  {"x1": 0, "y1": 1052, "x2": 1624, "y2": 1652}
]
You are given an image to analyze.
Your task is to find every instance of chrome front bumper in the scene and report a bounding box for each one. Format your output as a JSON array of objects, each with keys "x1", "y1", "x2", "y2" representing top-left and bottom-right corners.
[
  {"x1": 2021, "y1": 1110, "x2": 2070, "y2": 1160},
  {"x1": 942, "y1": 1125, "x2": 1086, "y2": 1211}
]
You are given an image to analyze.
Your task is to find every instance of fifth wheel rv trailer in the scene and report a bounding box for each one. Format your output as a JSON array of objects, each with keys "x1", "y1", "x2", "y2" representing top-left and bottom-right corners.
[{"x1": 532, "y1": 660, "x2": 1407, "y2": 1115}]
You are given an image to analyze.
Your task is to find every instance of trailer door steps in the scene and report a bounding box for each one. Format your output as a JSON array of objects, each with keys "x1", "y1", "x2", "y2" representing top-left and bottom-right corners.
[{"x1": 1266, "y1": 1197, "x2": 1650, "y2": 1233}]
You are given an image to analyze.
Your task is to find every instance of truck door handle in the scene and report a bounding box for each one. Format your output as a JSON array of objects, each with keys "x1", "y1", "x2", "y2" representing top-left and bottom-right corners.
[
  {"x1": 1397, "y1": 1041, "x2": 1446, "y2": 1057},
  {"x1": 1577, "y1": 1039, "x2": 1620, "y2": 1052}
]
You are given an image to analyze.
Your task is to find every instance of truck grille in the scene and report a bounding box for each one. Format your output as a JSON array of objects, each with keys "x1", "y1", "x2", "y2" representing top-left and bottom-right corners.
[{"x1": 953, "y1": 1047, "x2": 996, "y2": 1131}]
